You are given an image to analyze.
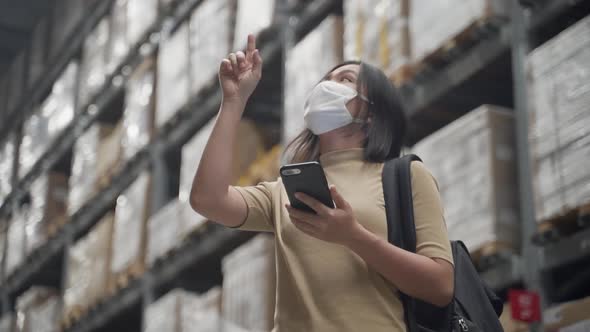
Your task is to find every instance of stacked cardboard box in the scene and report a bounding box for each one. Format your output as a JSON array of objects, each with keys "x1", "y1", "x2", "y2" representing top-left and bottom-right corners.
[
  {"x1": 127, "y1": 0, "x2": 158, "y2": 47},
  {"x1": 109, "y1": 0, "x2": 130, "y2": 72},
  {"x1": 79, "y1": 17, "x2": 111, "y2": 107},
  {"x1": 0, "y1": 314, "x2": 15, "y2": 332},
  {"x1": 412, "y1": 105, "x2": 520, "y2": 252},
  {"x1": 189, "y1": 0, "x2": 232, "y2": 94},
  {"x1": 25, "y1": 173, "x2": 68, "y2": 254},
  {"x1": 28, "y1": 17, "x2": 49, "y2": 88},
  {"x1": 6, "y1": 51, "x2": 26, "y2": 114},
  {"x1": 5, "y1": 207, "x2": 28, "y2": 277},
  {"x1": 239, "y1": 145, "x2": 282, "y2": 186},
  {"x1": 110, "y1": 172, "x2": 151, "y2": 285},
  {"x1": 343, "y1": 0, "x2": 410, "y2": 82},
  {"x1": 0, "y1": 136, "x2": 14, "y2": 205},
  {"x1": 233, "y1": 0, "x2": 274, "y2": 49},
  {"x1": 544, "y1": 297, "x2": 590, "y2": 332},
  {"x1": 284, "y1": 15, "x2": 344, "y2": 143},
  {"x1": 19, "y1": 62, "x2": 78, "y2": 178},
  {"x1": 144, "y1": 287, "x2": 223, "y2": 332},
  {"x1": 96, "y1": 121, "x2": 124, "y2": 190},
  {"x1": 527, "y1": 15, "x2": 590, "y2": 221},
  {"x1": 121, "y1": 59, "x2": 156, "y2": 162},
  {"x1": 222, "y1": 235, "x2": 275, "y2": 331},
  {"x1": 156, "y1": 23, "x2": 191, "y2": 129},
  {"x1": 64, "y1": 213, "x2": 113, "y2": 317},
  {"x1": 15, "y1": 287, "x2": 61, "y2": 332},
  {"x1": 409, "y1": 0, "x2": 508, "y2": 64}
]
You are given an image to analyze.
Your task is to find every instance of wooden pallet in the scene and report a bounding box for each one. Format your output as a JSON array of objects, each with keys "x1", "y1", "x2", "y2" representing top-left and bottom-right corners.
[
  {"x1": 470, "y1": 241, "x2": 515, "y2": 271},
  {"x1": 107, "y1": 261, "x2": 146, "y2": 296},
  {"x1": 533, "y1": 202, "x2": 590, "y2": 246},
  {"x1": 61, "y1": 294, "x2": 108, "y2": 331}
]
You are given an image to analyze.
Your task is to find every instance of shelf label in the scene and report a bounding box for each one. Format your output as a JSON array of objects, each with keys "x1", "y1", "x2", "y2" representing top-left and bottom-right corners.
[{"x1": 509, "y1": 289, "x2": 541, "y2": 323}]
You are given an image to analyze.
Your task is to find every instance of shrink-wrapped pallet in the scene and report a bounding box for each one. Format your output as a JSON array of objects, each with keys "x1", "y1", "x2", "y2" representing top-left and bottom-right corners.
[
  {"x1": 28, "y1": 17, "x2": 49, "y2": 88},
  {"x1": 121, "y1": 59, "x2": 156, "y2": 162},
  {"x1": 96, "y1": 121, "x2": 124, "y2": 189},
  {"x1": 64, "y1": 214, "x2": 113, "y2": 317},
  {"x1": 144, "y1": 288, "x2": 222, "y2": 332},
  {"x1": 79, "y1": 17, "x2": 111, "y2": 106},
  {"x1": 5, "y1": 207, "x2": 28, "y2": 277},
  {"x1": 156, "y1": 23, "x2": 191, "y2": 128},
  {"x1": 0, "y1": 136, "x2": 14, "y2": 205},
  {"x1": 109, "y1": 0, "x2": 130, "y2": 72},
  {"x1": 527, "y1": 15, "x2": 590, "y2": 221},
  {"x1": 15, "y1": 287, "x2": 61, "y2": 332},
  {"x1": 25, "y1": 173, "x2": 68, "y2": 254},
  {"x1": 412, "y1": 105, "x2": 519, "y2": 252},
  {"x1": 233, "y1": 0, "x2": 274, "y2": 49},
  {"x1": 343, "y1": 0, "x2": 409, "y2": 80},
  {"x1": 127, "y1": 0, "x2": 158, "y2": 47},
  {"x1": 222, "y1": 235, "x2": 275, "y2": 331},
  {"x1": 409, "y1": 0, "x2": 508, "y2": 63},
  {"x1": 19, "y1": 62, "x2": 78, "y2": 178},
  {"x1": 0, "y1": 314, "x2": 15, "y2": 332},
  {"x1": 284, "y1": 16, "x2": 344, "y2": 143},
  {"x1": 189, "y1": 0, "x2": 232, "y2": 94},
  {"x1": 110, "y1": 172, "x2": 151, "y2": 283}
]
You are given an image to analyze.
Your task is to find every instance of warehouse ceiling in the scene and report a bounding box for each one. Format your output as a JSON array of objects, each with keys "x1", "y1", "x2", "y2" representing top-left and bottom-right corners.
[{"x1": 0, "y1": 0, "x2": 53, "y2": 75}]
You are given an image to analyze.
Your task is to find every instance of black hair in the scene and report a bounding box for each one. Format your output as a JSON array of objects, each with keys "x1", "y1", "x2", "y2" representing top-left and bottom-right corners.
[{"x1": 285, "y1": 60, "x2": 407, "y2": 163}]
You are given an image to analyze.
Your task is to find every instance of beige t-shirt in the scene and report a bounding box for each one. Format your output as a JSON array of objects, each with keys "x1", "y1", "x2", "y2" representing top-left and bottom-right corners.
[{"x1": 234, "y1": 148, "x2": 453, "y2": 332}]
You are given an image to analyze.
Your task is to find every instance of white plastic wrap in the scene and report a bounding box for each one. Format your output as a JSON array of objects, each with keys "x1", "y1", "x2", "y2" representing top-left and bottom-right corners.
[
  {"x1": 79, "y1": 17, "x2": 110, "y2": 106},
  {"x1": 122, "y1": 61, "x2": 155, "y2": 162},
  {"x1": 222, "y1": 235, "x2": 275, "y2": 331},
  {"x1": 233, "y1": 0, "x2": 275, "y2": 49},
  {"x1": 409, "y1": 0, "x2": 508, "y2": 62},
  {"x1": 5, "y1": 207, "x2": 27, "y2": 277},
  {"x1": 284, "y1": 16, "x2": 344, "y2": 143},
  {"x1": 19, "y1": 62, "x2": 78, "y2": 178},
  {"x1": 0, "y1": 314, "x2": 15, "y2": 332},
  {"x1": 111, "y1": 172, "x2": 150, "y2": 275},
  {"x1": 189, "y1": 0, "x2": 232, "y2": 94},
  {"x1": 127, "y1": 0, "x2": 158, "y2": 47},
  {"x1": 64, "y1": 214, "x2": 113, "y2": 316},
  {"x1": 156, "y1": 23, "x2": 191, "y2": 128},
  {"x1": 109, "y1": 0, "x2": 130, "y2": 73},
  {"x1": 179, "y1": 119, "x2": 216, "y2": 202},
  {"x1": 0, "y1": 136, "x2": 14, "y2": 205},
  {"x1": 147, "y1": 198, "x2": 205, "y2": 267},
  {"x1": 527, "y1": 15, "x2": 590, "y2": 221},
  {"x1": 412, "y1": 105, "x2": 519, "y2": 252},
  {"x1": 16, "y1": 287, "x2": 61, "y2": 332}
]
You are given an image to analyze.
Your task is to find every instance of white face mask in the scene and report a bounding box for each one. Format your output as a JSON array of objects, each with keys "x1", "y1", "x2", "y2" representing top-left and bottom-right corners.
[{"x1": 303, "y1": 80, "x2": 371, "y2": 135}]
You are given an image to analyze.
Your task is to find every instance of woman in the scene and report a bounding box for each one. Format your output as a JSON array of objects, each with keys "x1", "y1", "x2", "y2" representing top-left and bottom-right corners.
[{"x1": 190, "y1": 34, "x2": 454, "y2": 332}]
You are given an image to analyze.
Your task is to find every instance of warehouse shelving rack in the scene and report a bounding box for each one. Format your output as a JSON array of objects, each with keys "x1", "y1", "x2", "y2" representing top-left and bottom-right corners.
[{"x1": 1, "y1": 0, "x2": 590, "y2": 331}]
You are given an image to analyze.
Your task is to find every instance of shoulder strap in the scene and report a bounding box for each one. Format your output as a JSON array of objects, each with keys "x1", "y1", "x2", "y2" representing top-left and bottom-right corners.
[{"x1": 382, "y1": 154, "x2": 422, "y2": 332}]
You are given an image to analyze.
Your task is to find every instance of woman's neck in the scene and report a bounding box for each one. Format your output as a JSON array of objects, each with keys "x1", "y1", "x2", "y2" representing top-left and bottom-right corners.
[{"x1": 318, "y1": 126, "x2": 364, "y2": 154}]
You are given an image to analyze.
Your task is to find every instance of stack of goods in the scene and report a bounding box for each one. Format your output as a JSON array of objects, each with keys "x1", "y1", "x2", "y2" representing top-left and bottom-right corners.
[
  {"x1": 97, "y1": 121, "x2": 124, "y2": 189},
  {"x1": 189, "y1": 0, "x2": 232, "y2": 94},
  {"x1": 222, "y1": 235, "x2": 276, "y2": 331},
  {"x1": 69, "y1": 123, "x2": 119, "y2": 215},
  {"x1": 19, "y1": 62, "x2": 78, "y2": 178},
  {"x1": 25, "y1": 173, "x2": 68, "y2": 254},
  {"x1": 409, "y1": 0, "x2": 509, "y2": 64},
  {"x1": 5, "y1": 207, "x2": 28, "y2": 277},
  {"x1": 239, "y1": 145, "x2": 283, "y2": 186},
  {"x1": 15, "y1": 287, "x2": 61, "y2": 332},
  {"x1": 50, "y1": 0, "x2": 88, "y2": 58},
  {"x1": 126, "y1": 0, "x2": 158, "y2": 48},
  {"x1": 412, "y1": 105, "x2": 520, "y2": 253},
  {"x1": 0, "y1": 136, "x2": 14, "y2": 204},
  {"x1": 156, "y1": 23, "x2": 191, "y2": 129},
  {"x1": 121, "y1": 59, "x2": 156, "y2": 162},
  {"x1": 343, "y1": 0, "x2": 410, "y2": 83},
  {"x1": 6, "y1": 51, "x2": 25, "y2": 114},
  {"x1": 64, "y1": 214, "x2": 113, "y2": 318},
  {"x1": 28, "y1": 17, "x2": 49, "y2": 88},
  {"x1": 109, "y1": 0, "x2": 130, "y2": 72},
  {"x1": 79, "y1": 17, "x2": 111, "y2": 107},
  {"x1": 0, "y1": 314, "x2": 15, "y2": 332},
  {"x1": 233, "y1": 0, "x2": 275, "y2": 49},
  {"x1": 527, "y1": 15, "x2": 590, "y2": 221},
  {"x1": 143, "y1": 288, "x2": 223, "y2": 332},
  {"x1": 284, "y1": 15, "x2": 344, "y2": 143},
  {"x1": 544, "y1": 297, "x2": 590, "y2": 332},
  {"x1": 110, "y1": 172, "x2": 151, "y2": 289}
]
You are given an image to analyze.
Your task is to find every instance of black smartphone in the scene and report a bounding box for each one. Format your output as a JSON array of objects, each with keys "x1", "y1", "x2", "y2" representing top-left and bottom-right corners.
[{"x1": 280, "y1": 161, "x2": 334, "y2": 214}]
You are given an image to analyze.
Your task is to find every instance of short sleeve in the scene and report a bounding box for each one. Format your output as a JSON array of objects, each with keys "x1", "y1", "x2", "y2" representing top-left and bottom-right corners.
[
  {"x1": 232, "y1": 181, "x2": 276, "y2": 232},
  {"x1": 411, "y1": 161, "x2": 454, "y2": 265}
]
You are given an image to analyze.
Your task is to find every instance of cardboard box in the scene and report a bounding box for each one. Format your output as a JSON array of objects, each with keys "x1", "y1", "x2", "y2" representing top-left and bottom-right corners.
[
  {"x1": 5, "y1": 207, "x2": 28, "y2": 277},
  {"x1": 527, "y1": 15, "x2": 590, "y2": 221},
  {"x1": 64, "y1": 213, "x2": 113, "y2": 316},
  {"x1": 233, "y1": 0, "x2": 275, "y2": 49},
  {"x1": 110, "y1": 172, "x2": 151, "y2": 282},
  {"x1": 16, "y1": 287, "x2": 61, "y2": 332},
  {"x1": 413, "y1": 105, "x2": 520, "y2": 252},
  {"x1": 108, "y1": 0, "x2": 130, "y2": 73},
  {"x1": 121, "y1": 58, "x2": 156, "y2": 162},
  {"x1": 284, "y1": 16, "x2": 344, "y2": 143},
  {"x1": 0, "y1": 136, "x2": 14, "y2": 205},
  {"x1": 156, "y1": 23, "x2": 191, "y2": 129},
  {"x1": 222, "y1": 235, "x2": 275, "y2": 331},
  {"x1": 127, "y1": 0, "x2": 158, "y2": 47},
  {"x1": 544, "y1": 297, "x2": 590, "y2": 332},
  {"x1": 96, "y1": 121, "x2": 123, "y2": 189},
  {"x1": 79, "y1": 17, "x2": 111, "y2": 107},
  {"x1": 28, "y1": 17, "x2": 49, "y2": 88}
]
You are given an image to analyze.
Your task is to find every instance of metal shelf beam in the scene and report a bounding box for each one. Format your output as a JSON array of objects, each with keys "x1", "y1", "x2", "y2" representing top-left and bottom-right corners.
[{"x1": 541, "y1": 228, "x2": 590, "y2": 271}]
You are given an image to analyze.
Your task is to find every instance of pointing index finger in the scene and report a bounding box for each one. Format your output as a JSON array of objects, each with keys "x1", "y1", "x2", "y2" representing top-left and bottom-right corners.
[{"x1": 247, "y1": 34, "x2": 256, "y2": 53}]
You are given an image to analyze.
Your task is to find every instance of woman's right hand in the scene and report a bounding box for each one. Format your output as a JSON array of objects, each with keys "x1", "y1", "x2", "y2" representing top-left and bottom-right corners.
[{"x1": 219, "y1": 34, "x2": 263, "y2": 104}]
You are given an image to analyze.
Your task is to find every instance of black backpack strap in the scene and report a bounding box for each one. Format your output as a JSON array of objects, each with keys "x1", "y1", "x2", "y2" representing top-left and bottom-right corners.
[{"x1": 382, "y1": 154, "x2": 422, "y2": 332}]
